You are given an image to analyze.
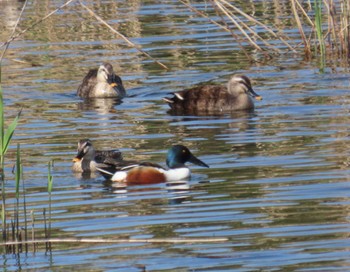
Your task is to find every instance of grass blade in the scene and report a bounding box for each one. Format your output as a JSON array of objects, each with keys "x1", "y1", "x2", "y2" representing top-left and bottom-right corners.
[
  {"x1": 3, "y1": 109, "x2": 22, "y2": 156},
  {"x1": 15, "y1": 143, "x2": 21, "y2": 199}
]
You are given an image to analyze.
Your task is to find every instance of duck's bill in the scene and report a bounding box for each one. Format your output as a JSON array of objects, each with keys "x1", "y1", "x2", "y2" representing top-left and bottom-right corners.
[
  {"x1": 189, "y1": 155, "x2": 209, "y2": 168},
  {"x1": 249, "y1": 88, "x2": 262, "y2": 101},
  {"x1": 73, "y1": 149, "x2": 85, "y2": 162},
  {"x1": 108, "y1": 77, "x2": 126, "y2": 95}
]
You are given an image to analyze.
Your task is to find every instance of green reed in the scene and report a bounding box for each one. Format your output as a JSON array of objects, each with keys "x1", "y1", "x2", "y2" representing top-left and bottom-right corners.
[
  {"x1": 0, "y1": 86, "x2": 54, "y2": 252},
  {"x1": 314, "y1": 0, "x2": 325, "y2": 55},
  {"x1": 0, "y1": 86, "x2": 21, "y2": 246},
  {"x1": 314, "y1": 0, "x2": 325, "y2": 70}
]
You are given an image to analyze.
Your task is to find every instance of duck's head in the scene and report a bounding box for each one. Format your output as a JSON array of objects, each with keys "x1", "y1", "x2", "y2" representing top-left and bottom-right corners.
[
  {"x1": 97, "y1": 62, "x2": 126, "y2": 96},
  {"x1": 73, "y1": 139, "x2": 95, "y2": 162},
  {"x1": 97, "y1": 63, "x2": 114, "y2": 83},
  {"x1": 228, "y1": 74, "x2": 262, "y2": 101},
  {"x1": 166, "y1": 145, "x2": 209, "y2": 169}
]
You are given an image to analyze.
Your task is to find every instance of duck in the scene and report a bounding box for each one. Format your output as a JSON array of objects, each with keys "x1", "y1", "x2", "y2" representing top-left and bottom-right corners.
[
  {"x1": 97, "y1": 145, "x2": 209, "y2": 185},
  {"x1": 72, "y1": 139, "x2": 123, "y2": 173},
  {"x1": 77, "y1": 62, "x2": 126, "y2": 98},
  {"x1": 163, "y1": 74, "x2": 262, "y2": 114}
]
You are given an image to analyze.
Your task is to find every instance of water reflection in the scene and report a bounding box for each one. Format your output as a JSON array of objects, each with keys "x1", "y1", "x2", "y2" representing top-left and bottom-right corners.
[
  {"x1": 106, "y1": 179, "x2": 191, "y2": 205},
  {"x1": 77, "y1": 98, "x2": 122, "y2": 114},
  {"x1": 166, "y1": 180, "x2": 191, "y2": 205}
]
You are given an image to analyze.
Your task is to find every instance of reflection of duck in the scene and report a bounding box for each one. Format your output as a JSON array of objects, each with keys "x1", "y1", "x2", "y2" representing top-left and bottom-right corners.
[
  {"x1": 77, "y1": 63, "x2": 126, "y2": 98},
  {"x1": 77, "y1": 98, "x2": 121, "y2": 114},
  {"x1": 72, "y1": 139, "x2": 123, "y2": 172},
  {"x1": 163, "y1": 74, "x2": 262, "y2": 114},
  {"x1": 97, "y1": 145, "x2": 209, "y2": 185}
]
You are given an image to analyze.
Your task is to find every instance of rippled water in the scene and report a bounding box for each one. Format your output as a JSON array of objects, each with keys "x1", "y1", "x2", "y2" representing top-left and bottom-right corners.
[{"x1": 1, "y1": 0, "x2": 350, "y2": 271}]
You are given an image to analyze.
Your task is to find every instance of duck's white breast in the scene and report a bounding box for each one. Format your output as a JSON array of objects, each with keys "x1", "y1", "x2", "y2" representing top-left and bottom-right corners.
[{"x1": 162, "y1": 167, "x2": 191, "y2": 181}]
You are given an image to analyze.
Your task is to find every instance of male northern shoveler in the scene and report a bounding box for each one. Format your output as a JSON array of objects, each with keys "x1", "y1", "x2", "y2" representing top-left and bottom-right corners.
[
  {"x1": 77, "y1": 62, "x2": 126, "y2": 98},
  {"x1": 72, "y1": 139, "x2": 123, "y2": 173},
  {"x1": 163, "y1": 74, "x2": 262, "y2": 114},
  {"x1": 97, "y1": 145, "x2": 209, "y2": 185}
]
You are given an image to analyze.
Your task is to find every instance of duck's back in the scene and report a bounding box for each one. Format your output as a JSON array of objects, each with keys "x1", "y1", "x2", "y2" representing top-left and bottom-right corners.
[
  {"x1": 166, "y1": 85, "x2": 253, "y2": 114},
  {"x1": 77, "y1": 69, "x2": 98, "y2": 98}
]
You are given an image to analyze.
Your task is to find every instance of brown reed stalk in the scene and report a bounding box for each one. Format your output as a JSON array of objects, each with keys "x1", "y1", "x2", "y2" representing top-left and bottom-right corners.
[
  {"x1": 291, "y1": 0, "x2": 312, "y2": 57},
  {"x1": 31, "y1": 210, "x2": 36, "y2": 253},
  {"x1": 215, "y1": 0, "x2": 277, "y2": 52},
  {"x1": 339, "y1": 0, "x2": 350, "y2": 58},
  {"x1": 324, "y1": 0, "x2": 338, "y2": 58},
  {"x1": 219, "y1": 0, "x2": 296, "y2": 53},
  {"x1": 212, "y1": 0, "x2": 264, "y2": 52},
  {"x1": 178, "y1": 0, "x2": 253, "y2": 61}
]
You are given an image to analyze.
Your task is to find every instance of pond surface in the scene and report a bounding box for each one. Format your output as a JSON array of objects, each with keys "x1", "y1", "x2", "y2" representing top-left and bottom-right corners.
[{"x1": 1, "y1": 0, "x2": 350, "y2": 271}]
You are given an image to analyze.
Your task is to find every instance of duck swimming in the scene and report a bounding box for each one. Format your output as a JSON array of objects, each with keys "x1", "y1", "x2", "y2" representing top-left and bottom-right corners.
[
  {"x1": 77, "y1": 62, "x2": 126, "y2": 98},
  {"x1": 72, "y1": 139, "x2": 123, "y2": 173},
  {"x1": 97, "y1": 145, "x2": 209, "y2": 185},
  {"x1": 163, "y1": 74, "x2": 262, "y2": 114}
]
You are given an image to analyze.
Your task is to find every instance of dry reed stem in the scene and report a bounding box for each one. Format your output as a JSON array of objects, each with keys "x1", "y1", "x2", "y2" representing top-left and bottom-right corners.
[
  {"x1": 324, "y1": 0, "x2": 340, "y2": 57},
  {"x1": 212, "y1": 0, "x2": 263, "y2": 52},
  {"x1": 294, "y1": 0, "x2": 314, "y2": 27},
  {"x1": 0, "y1": 0, "x2": 29, "y2": 67},
  {"x1": 1, "y1": 237, "x2": 228, "y2": 246},
  {"x1": 219, "y1": 0, "x2": 296, "y2": 53},
  {"x1": 178, "y1": 0, "x2": 253, "y2": 61},
  {"x1": 179, "y1": 0, "x2": 229, "y2": 31},
  {"x1": 291, "y1": 0, "x2": 312, "y2": 57},
  {"x1": 216, "y1": 0, "x2": 279, "y2": 54},
  {"x1": 339, "y1": 0, "x2": 350, "y2": 57},
  {"x1": 79, "y1": 0, "x2": 168, "y2": 70}
]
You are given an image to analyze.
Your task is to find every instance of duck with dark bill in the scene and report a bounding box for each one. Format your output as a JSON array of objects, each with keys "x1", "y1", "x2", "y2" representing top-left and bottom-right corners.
[
  {"x1": 163, "y1": 74, "x2": 262, "y2": 114},
  {"x1": 97, "y1": 145, "x2": 209, "y2": 185},
  {"x1": 77, "y1": 62, "x2": 126, "y2": 98}
]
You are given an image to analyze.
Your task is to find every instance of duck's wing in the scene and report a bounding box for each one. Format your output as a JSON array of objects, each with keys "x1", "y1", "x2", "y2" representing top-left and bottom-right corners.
[
  {"x1": 77, "y1": 69, "x2": 98, "y2": 98},
  {"x1": 163, "y1": 85, "x2": 227, "y2": 113},
  {"x1": 96, "y1": 160, "x2": 165, "y2": 179},
  {"x1": 108, "y1": 73, "x2": 126, "y2": 97},
  {"x1": 95, "y1": 149, "x2": 123, "y2": 163}
]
